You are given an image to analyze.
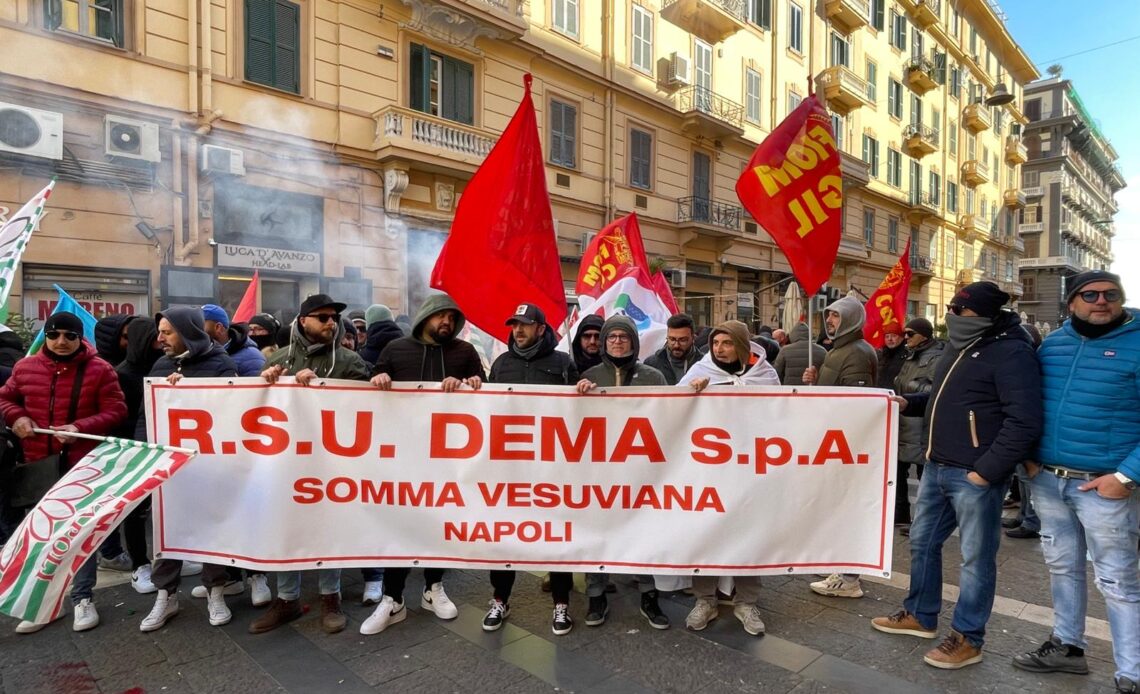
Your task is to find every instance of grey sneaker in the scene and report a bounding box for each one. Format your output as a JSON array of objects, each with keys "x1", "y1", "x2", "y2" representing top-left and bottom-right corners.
[
  {"x1": 98, "y1": 552, "x2": 132, "y2": 572},
  {"x1": 1012, "y1": 636, "x2": 1088, "y2": 674},
  {"x1": 1116, "y1": 676, "x2": 1137, "y2": 694},
  {"x1": 684, "y1": 598, "x2": 718, "y2": 631},
  {"x1": 733, "y1": 603, "x2": 765, "y2": 636}
]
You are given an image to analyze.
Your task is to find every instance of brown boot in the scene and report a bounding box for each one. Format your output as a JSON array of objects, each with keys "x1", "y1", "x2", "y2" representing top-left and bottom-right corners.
[
  {"x1": 248, "y1": 598, "x2": 302, "y2": 634},
  {"x1": 320, "y1": 593, "x2": 346, "y2": 634},
  {"x1": 923, "y1": 630, "x2": 983, "y2": 669}
]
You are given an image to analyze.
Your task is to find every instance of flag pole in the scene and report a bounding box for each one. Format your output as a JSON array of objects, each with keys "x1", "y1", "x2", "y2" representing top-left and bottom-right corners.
[
  {"x1": 805, "y1": 280, "x2": 814, "y2": 375},
  {"x1": 31, "y1": 428, "x2": 198, "y2": 456}
]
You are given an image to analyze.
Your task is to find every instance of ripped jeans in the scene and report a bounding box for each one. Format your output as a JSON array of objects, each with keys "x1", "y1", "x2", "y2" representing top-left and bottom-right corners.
[{"x1": 1029, "y1": 470, "x2": 1140, "y2": 682}]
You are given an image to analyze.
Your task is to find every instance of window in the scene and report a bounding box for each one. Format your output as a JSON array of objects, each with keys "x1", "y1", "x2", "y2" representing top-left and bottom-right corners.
[
  {"x1": 888, "y1": 79, "x2": 903, "y2": 119},
  {"x1": 948, "y1": 121, "x2": 958, "y2": 154},
  {"x1": 888, "y1": 217, "x2": 899, "y2": 253},
  {"x1": 866, "y1": 60, "x2": 877, "y2": 102},
  {"x1": 549, "y1": 99, "x2": 577, "y2": 168},
  {"x1": 890, "y1": 11, "x2": 907, "y2": 51},
  {"x1": 862, "y1": 135, "x2": 880, "y2": 178},
  {"x1": 245, "y1": 0, "x2": 301, "y2": 94},
  {"x1": 629, "y1": 127, "x2": 653, "y2": 190},
  {"x1": 410, "y1": 43, "x2": 474, "y2": 125},
  {"x1": 947, "y1": 180, "x2": 958, "y2": 213},
  {"x1": 929, "y1": 232, "x2": 939, "y2": 264},
  {"x1": 909, "y1": 159, "x2": 922, "y2": 200},
  {"x1": 1005, "y1": 259, "x2": 1014, "y2": 282},
  {"x1": 44, "y1": 0, "x2": 125, "y2": 46},
  {"x1": 910, "y1": 94, "x2": 922, "y2": 125},
  {"x1": 947, "y1": 236, "x2": 956, "y2": 269},
  {"x1": 887, "y1": 148, "x2": 902, "y2": 187},
  {"x1": 863, "y1": 208, "x2": 875, "y2": 247},
  {"x1": 931, "y1": 107, "x2": 941, "y2": 142},
  {"x1": 963, "y1": 244, "x2": 974, "y2": 270},
  {"x1": 1025, "y1": 99, "x2": 1041, "y2": 121},
  {"x1": 631, "y1": 5, "x2": 653, "y2": 73},
  {"x1": 787, "y1": 91, "x2": 802, "y2": 113},
  {"x1": 788, "y1": 3, "x2": 803, "y2": 53},
  {"x1": 552, "y1": 0, "x2": 579, "y2": 38},
  {"x1": 930, "y1": 171, "x2": 941, "y2": 203},
  {"x1": 748, "y1": 0, "x2": 771, "y2": 29},
  {"x1": 965, "y1": 187, "x2": 975, "y2": 213},
  {"x1": 949, "y1": 66, "x2": 962, "y2": 98},
  {"x1": 830, "y1": 33, "x2": 849, "y2": 67},
  {"x1": 871, "y1": 0, "x2": 885, "y2": 31},
  {"x1": 831, "y1": 114, "x2": 844, "y2": 151},
  {"x1": 745, "y1": 69, "x2": 762, "y2": 124},
  {"x1": 970, "y1": 27, "x2": 978, "y2": 55},
  {"x1": 967, "y1": 133, "x2": 977, "y2": 159},
  {"x1": 1023, "y1": 170, "x2": 1040, "y2": 187}
]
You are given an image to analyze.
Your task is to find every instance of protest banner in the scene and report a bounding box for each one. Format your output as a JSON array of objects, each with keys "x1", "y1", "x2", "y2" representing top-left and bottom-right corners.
[{"x1": 147, "y1": 379, "x2": 897, "y2": 577}]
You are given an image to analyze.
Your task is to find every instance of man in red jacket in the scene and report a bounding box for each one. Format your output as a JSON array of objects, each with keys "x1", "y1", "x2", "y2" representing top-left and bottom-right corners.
[{"x1": 0, "y1": 311, "x2": 127, "y2": 634}]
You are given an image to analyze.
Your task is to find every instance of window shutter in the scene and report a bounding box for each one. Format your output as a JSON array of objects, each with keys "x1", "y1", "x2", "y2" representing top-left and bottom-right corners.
[
  {"x1": 43, "y1": 0, "x2": 62, "y2": 31},
  {"x1": 274, "y1": 0, "x2": 300, "y2": 93},
  {"x1": 563, "y1": 105, "x2": 576, "y2": 167},
  {"x1": 550, "y1": 102, "x2": 564, "y2": 163},
  {"x1": 246, "y1": 0, "x2": 276, "y2": 87},
  {"x1": 410, "y1": 43, "x2": 427, "y2": 113},
  {"x1": 452, "y1": 60, "x2": 474, "y2": 125}
]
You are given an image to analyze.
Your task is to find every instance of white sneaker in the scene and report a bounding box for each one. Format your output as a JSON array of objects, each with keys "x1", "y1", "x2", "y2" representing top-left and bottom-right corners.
[
  {"x1": 809, "y1": 574, "x2": 864, "y2": 598},
  {"x1": 131, "y1": 565, "x2": 157, "y2": 594},
  {"x1": 360, "y1": 596, "x2": 405, "y2": 635},
  {"x1": 180, "y1": 561, "x2": 203, "y2": 577},
  {"x1": 73, "y1": 599, "x2": 99, "y2": 632},
  {"x1": 421, "y1": 582, "x2": 458, "y2": 620},
  {"x1": 206, "y1": 586, "x2": 232, "y2": 626},
  {"x1": 733, "y1": 603, "x2": 765, "y2": 635},
  {"x1": 15, "y1": 620, "x2": 46, "y2": 634},
  {"x1": 191, "y1": 580, "x2": 243, "y2": 599},
  {"x1": 362, "y1": 580, "x2": 383, "y2": 606},
  {"x1": 140, "y1": 590, "x2": 179, "y2": 632},
  {"x1": 685, "y1": 598, "x2": 718, "y2": 631},
  {"x1": 249, "y1": 574, "x2": 272, "y2": 607}
]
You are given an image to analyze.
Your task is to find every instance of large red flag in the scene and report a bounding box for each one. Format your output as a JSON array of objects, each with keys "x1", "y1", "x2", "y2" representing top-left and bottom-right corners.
[
  {"x1": 863, "y1": 239, "x2": 913, "y2": 348},
  {"x1": 232, "y1": 270, "x2": 259, "y2": 324},
  {"x1": 575, "y1": 212, "x2": 679, "y2": 314},
  {"x1": 735, "y1": 92, "x2": 843, "y2": 295},
  {"x1": 431, "y1": 74, "x2": 567, "y2": 333}
]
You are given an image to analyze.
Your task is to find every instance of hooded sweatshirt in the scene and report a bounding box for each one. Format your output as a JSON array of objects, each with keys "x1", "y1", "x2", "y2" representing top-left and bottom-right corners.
[
  {"x1": 359, "y1": 319, "x2": 406, "y2": 366},
  {"x1": 115, "y1": 318, "x2": 162, "y2": 439},
  {"x1": 772, "y1": 323, "x2": 827, "y2": 385},
  {"x1": 265, "y1": 311, "x2": 369, "y2": 381},
  {"x1": 678, "y1": 320, "x2": 779, "y2": 387},
  {"x1": 816, "y1": 296, "x2": 877, "y2": 387},
  {"x1": 0, "y1": 328, "x2": 25, "y2": 368},
  {"x1": 224, "y1": 323, "x2": 266, "y2": 376},
  {"x1": 571, "y1": 314, "x2": 605, "y2": 374},
  {"x1": 94, "y1": 314, "x2": 138, "y2": 366},
  {"x1": 580, "y1": 315, "x2": 666, "y2": 387},
  {"x1": 374, "y1": 294, "x2": 484, "y2": 383}
]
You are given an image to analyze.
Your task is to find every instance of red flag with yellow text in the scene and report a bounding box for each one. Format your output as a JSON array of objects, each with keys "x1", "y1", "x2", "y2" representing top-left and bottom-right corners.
[
  {"x1": 431, "y1": 74, "x2": 567, "y2": 333},
  {"x1": 575, "y1": 213, "x2": 679, "y2": 314},
  {"x1": 735, "y1": 93, "x2": 842, "y2": 295},
  {"x1": 863, "y1": 239, "x2": 912, "y2": 349}
]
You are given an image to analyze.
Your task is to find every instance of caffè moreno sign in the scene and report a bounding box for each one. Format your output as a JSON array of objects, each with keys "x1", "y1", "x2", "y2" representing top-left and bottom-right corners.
[{"x1": 216, "y1": 243, "x2": 321, "y2": 274}]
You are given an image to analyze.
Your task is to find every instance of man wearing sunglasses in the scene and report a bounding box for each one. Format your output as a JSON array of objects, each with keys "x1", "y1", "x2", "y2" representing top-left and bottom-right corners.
[
  {"x1": 892, "y1": 318, "x2": 944, "y2": 533},
  {"x1": 570, "y1": 314, "x2": 605, "y2": 374},
  {"x1": 1012, "y1": 270, "x2": 1140, "y2": 694},
  {"x1": 872, "y1": 281, "x2": 1042, "y2": 670}
]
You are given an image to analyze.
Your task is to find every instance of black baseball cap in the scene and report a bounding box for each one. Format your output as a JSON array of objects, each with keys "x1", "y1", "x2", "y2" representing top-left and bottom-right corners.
[
  {"x1": 505, "y1": 303, "x2": 546, "y2": 326},
  {"x1": 299, "y1": 293, "x2": 347, "y2": 316}
]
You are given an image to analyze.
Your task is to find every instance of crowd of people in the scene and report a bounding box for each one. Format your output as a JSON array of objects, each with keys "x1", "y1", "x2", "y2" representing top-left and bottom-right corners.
[{"x1": 0, "y1": 271, "x2": 1136, "y2": 693}]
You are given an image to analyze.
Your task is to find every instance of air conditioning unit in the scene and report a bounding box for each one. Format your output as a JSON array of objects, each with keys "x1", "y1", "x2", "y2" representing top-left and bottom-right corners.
[
  {"x1": 0, "y1": 102, "x2": 63, "y2": 160},
  {"x1": 104, "y1": 115, "x2": 160, "y2": 163},
  {"x1": 580, "y1": 232, "x2": 596, "y2": 250},
  {"x1": 667, "y1": 268, "x2": 687, "y2": 288},
  {"x1": 200, "y1": 144, "x2": 245, "y2": 176},
  {"x1": 667, "y1": 53, "x2": 691, "y2": 86}
]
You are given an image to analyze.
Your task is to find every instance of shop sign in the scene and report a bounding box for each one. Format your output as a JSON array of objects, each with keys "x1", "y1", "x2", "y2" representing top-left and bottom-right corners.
[
  {"x1": 24, "y1": 290, "x2": 148, "y2": 322},
  {"x1": 216, "y1": 244, "x2": 322, "y2": 274}
]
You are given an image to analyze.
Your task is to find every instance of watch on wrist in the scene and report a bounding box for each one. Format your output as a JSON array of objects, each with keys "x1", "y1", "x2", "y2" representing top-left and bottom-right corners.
[{"x1": 1115, "y1": 472, "x2": 1138, "y2": 490}]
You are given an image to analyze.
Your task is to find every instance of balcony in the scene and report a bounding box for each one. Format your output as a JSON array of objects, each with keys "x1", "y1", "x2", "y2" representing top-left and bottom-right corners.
[
  {"x1": 676, "y1": 86, "x2": 745, "y2": 140},
  {"x1": 1004, "y1": 188, "x2": 1027, "y2": 208},
  {"x1": 1018, "y1": 222, "x2": 1044, "y2": 233},
  {"x1": 903, "y1": 123, "x2": 939, "y2": 158},
  {"x1": 907, "y1": 190, "x2": 939, "y2": 222},
  {"x1": 957, "y1": 267, "x2": 986, "y2": 285},
  {"x1": 962, "y1": 159, "x2": 990, "y2": 186},
  {"x1": 824, "y1": 0, "x2": 871, "y2": 33},
  {"x1": 1004, "y1": 280, "x2": 1024, "y2": 297},
  {"x1": 1019, "y1": 256, "x2": 1082, "y2": 272},
  {"x1": 910, "y1": 253, "x2": 935, "y2": 276},
  {"x1": 817, "y1": 65, "x2": 873, "y2": 115},
  {"x1": 899, "y1": 0, "x2": 940, "y2": 29},
  {"x1": 429, "y1": 0, "x2": 529, "y2": 38},
  {"x1": 1005, "y1": 136, "x2": 1027, "y2": 165},
  {"x1": 904, "y1": 56, "x2": 938, "y2": 94},
  {"x1": 372, "y1": 105, "x2": 496, "y2": 177},
  {"x1": 677, "y1": 196, "x2": 742, "y2": 237},
  {"x1": 962, "y1": 102, "x2": 992, "y2": 133},
  {"x1": 958, "y1": 213, "x2": 982, "y2": 242},
  {"x1": 1022, "y1": 185, "x2": 1044, "y2": 198},
  {"x1": 660, "y1": 0, "x2": 747, "y2": 45}
]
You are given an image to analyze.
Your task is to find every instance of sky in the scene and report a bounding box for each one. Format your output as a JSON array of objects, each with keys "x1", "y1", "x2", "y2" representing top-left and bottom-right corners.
[{"x1": 999, "y1": 1, "x2": 1140, "y2": 298}]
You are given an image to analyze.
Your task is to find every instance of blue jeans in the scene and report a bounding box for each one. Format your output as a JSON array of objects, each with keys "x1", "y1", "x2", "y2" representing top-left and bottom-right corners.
[
  {"x1": 1029, "y1": 470, "x2": 1140, "y2": 682},
  {"x1": 276, "y1": 569, "x2": 341, "y2": 601},
  {"x1": 71, "y1": 555, "x2": 98, "y2": 604},
  {"x1": 1015, "y1": 464, "x2": 1041, "y2": 532},
  {"x1": 361, "y1": 568, "x2": 383, "y2": 583},
  {"x1": 903, "y1": 462, "x2": 1005, "y2": 646}
]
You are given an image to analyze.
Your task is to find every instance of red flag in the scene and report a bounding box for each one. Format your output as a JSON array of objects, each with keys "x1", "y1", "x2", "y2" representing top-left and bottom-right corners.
[
  {"x1": 431, "y1": 74, "x2": 567, "y2": 333},
  {"x1": 863, "y1": 239, "x2": 913, "y2": 348},
  {"x1": 735, "y1": 92, "x2": 843, "y2": 296},
  {"x1": 649, "y1": 270, "x2": 680, "y2": 315},
  {"x1": 575, "y1": 212, "x2": 679, "y2": 314},
  {"x1": 233, "y1": 270, "x2": 259, "y2": 324}
]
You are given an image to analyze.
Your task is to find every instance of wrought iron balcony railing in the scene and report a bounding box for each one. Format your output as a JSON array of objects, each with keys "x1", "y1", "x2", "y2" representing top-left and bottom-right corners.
[
  {"x1": 676, "y1": 86, "x2": 745, "y2": 129},
  {"x1": 677, "y1": 196, "x2": 742, "y2": 231}
]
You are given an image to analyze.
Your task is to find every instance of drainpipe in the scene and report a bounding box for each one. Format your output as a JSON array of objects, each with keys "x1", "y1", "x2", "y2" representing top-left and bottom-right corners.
[{"x1": 601, "y1": 0, "x2": 615, "y2": 223}]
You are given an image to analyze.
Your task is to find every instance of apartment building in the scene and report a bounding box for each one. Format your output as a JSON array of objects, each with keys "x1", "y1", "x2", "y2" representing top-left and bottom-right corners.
[
  {"x1": 0, "y1": 0, "x2": 1035, "y2": 330},
  {"x1": 1016, "y1": 76, "x2": 1124, "y2": 328}
]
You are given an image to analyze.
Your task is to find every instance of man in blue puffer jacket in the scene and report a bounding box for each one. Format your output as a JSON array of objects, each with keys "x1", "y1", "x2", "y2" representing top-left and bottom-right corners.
[{"x1": 1010, "y1": 270, "x2": 1139, "y2": 694}]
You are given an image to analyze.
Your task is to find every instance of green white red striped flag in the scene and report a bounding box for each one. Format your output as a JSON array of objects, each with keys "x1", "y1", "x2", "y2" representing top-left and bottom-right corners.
[
  {"x1": 0, "y1": 438, "x2": 195, "y2": 624},
  {"x1": 0, "y1": 180, "x2": 56, "y2": 317}
]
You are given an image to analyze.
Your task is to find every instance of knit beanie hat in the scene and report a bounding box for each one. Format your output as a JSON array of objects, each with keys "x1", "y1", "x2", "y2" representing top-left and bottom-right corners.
[
  {"x1": 905, "y1": 318, "x2": 934, "y2": 340},
  {"x1": 365, "y1": 304, "x2": 393, "y2": 326},
  {"x1": 44, "y1": 312, "x2": 85, "y2": 335},
  {"x1": 949, "y1": 282, "x2": 1009, "y2": 318},
  {"x1": 1065, "y1": 269, "x2": 1123, "y2": 303}
]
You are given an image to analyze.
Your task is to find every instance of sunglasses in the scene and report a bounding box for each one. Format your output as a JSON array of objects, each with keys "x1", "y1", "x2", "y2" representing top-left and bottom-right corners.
[
  {"x1": 306, "y1": 313, "x2": 341, "y2": 324},
  {"x1": 1077, "y1": 289, "x2": 1122, "y2": 303},
  {"x1": 904, "y1": 330, "x2": 917, "y2": 338},
  {"x1": 46, "y1": 330, "x2": 80, "y2": 341},
  {"x1": 581, "y1": 332, "x2": 601, "y2": 341},
  {"x1": 946, "y1": 304, "x2": 964, "y2": 315}
]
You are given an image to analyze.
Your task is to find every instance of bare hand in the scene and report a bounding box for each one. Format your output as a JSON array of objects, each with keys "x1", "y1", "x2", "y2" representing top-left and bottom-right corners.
[
  {"x1": 1024, "y1": 461, "x2": 1041, "y2": 479},
  {"x1": 463, "y1": 376, "x2": 483, "y2": 391},
  {"x1": 440, "y1": 377, "x2": 463, "y2": 392},
  {"x1": 12, "y1": 417, "x2": 36, "y2": 439},
  {"x1": 802, "y1": 366, "x2": 817, "y2": 385},
  {"x1": 890, "y1": 395, "x2": 908, "y2": 412},
  {"x1": 690, "y1": 377, "x2": 710, "y2": 393},
  {"x1": 165, "y1": 372, "x2": 183, "y2": 386},
  {"x1": 576, "y1": 379, "x2": 596, "y2": 395},
  {"x1": 261, "y1": 364, "x2": 286, "y2": 384},
  {"x1": 966, "y1": 471, "x2": 989, "y2": 487},
  {"x1": 295, "y1": 368, "x2": 318, "y2": 386},
  {"x1": 1079, "y1": 473, "x2": 1132, "y2": 500},
  {"x1": 370, "y1": 373, "x2": 392, "y2": 390},
  {"x1": 53, "y1": 424, "x2": 79, "y2": 444}
]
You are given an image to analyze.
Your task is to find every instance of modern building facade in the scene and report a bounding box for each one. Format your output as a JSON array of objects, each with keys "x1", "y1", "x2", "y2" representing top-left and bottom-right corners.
[
  {"x1": 1016, "y1": 75, "x2": 1124, "y2": 329},
  {"x1": 0, "y1": 0, "x2": 1036, "y2": 331}
]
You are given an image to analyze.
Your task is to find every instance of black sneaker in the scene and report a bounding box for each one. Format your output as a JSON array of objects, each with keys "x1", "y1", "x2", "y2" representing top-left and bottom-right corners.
[
  {"x1": 585, "y1": 595, "x2": 608, "y2": 627},
  {"x1": 1001, "y1": 517, "x2": 1020, "y2": 529},
  {"x1": 552, "y1": 603, "x2": 573, "y2": 635},
  {"x1": 482, "y1": 599, "x2": 510, "y2": 632},
  {"x1": 1011, "y1": 637, "x2": 1089, "y2": 674},
  {"x1": 639, "y1": 590, "x2": 669, "y2": 630},
  {"x1": 1117, "y1": 676, "x2": 1137, "y2": 694},
  {"x1": 1005, "y1": 526, "x2": 1040, "y2": 539}
]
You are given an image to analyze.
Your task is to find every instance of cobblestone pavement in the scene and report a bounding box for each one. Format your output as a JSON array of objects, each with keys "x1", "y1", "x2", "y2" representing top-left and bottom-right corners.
[{"x1": 0, "y1": 513, "x2": 1122, "y2": 694}]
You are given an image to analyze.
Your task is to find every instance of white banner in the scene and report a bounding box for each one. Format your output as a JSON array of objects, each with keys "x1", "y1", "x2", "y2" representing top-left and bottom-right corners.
[{"x1": 147, "y1": 379, "x2": 897, "y2": 577}]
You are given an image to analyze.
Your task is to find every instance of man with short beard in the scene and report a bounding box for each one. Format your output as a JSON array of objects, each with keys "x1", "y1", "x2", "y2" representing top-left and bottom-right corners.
[
  {"x1": 251, "y1": 294, "x2": 370, "y2": 636},
  {"x1": 645, "y1": 313, "x2": 701, "y2": 385},
  {"x1": 570, "y1": 314, "x2": 604, "y2": 374},
  {"x1": 364, "y1": 294, "x2": 484, "y2": 635}
]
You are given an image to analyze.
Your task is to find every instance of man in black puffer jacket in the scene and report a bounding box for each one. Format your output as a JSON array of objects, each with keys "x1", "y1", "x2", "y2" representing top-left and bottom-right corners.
[{"x1": 94, "y1": 314, "x2": 138, "y2": 367}]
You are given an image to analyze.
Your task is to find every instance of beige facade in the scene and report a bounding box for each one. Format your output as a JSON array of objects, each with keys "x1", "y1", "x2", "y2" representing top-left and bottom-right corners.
[{"x1": 0, "y1": 0, "x2": 1037, "y2": 330}]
